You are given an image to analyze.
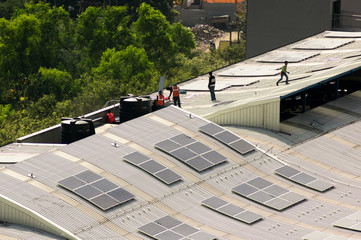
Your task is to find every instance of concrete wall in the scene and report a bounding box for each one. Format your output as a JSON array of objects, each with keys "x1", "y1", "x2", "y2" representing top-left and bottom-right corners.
[
  {"x1": 246, "y1": 0, "x2": 333, "y2": 58},
  {"x1": 17, "y1": 104, "x2": 120, "y2": 144}
]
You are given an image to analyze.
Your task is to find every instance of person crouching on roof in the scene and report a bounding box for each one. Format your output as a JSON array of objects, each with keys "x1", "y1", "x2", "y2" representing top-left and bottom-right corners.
[{"x1": 156, "y1": 90, "x2": 165, "y2": 109}]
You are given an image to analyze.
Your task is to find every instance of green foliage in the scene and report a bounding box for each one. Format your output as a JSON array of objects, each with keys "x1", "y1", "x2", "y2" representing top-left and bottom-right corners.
[
  {"x1": 92, "y1": 46, "x2": 159, "y2": 97},
  {"x1": 0, "y1": 2, "x2": 247, "y2": 146},
  {"x1": 0, "y1": 0, "x2": 26, "y2": 19},
  {"x1": 75, "y1": 6, "x2": 132, "y2": 71}
]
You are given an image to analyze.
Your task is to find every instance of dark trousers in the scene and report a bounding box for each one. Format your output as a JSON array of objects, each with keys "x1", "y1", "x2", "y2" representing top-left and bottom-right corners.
[
  {"x1": 173, "y1": 96, "x2": 181, "y2": 107},
  {"x1": 209, "y1": 86, "x2": 216, "y2": 100},
  {"x1": 277, "y1": 72, "x2": 288, "y2": 85}
]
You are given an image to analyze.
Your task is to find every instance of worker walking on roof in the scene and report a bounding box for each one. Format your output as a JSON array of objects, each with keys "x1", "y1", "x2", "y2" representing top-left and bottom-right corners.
[
  {"x1": 277, "y1": 61, "x2": 290, "y2": 86},
  {"x1": 156, "y1": 90, "x2": 165, "y2": 109},
  {"x1": 168, "y1": 84, "x2": 181, "y2": 108},
  {"x1": 208, "y1": 71, "x2": 216, "y2": 101}
]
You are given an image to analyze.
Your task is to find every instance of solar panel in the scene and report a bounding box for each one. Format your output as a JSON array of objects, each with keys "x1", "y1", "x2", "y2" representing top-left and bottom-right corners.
[
  {"x1": 234, "y1": 211, "x2": 263, "y2": 224},
  {"x1": 201, "y1": 196, "x2": 263, "y2": 224},
  {"x1": 187, "y1": 156, "x2": 213, "y2": 172},
  {"x1": 155, "y1": 215, "x2": 182, "y2": 228},
  {"x1": 75, "y1": 170, "x2": 102, "y2": 183},
  {"x1": 74, "y1": 185, "x2": 102, "y2": 199},
  {"x1": 170, "y1": 147, "x2": 197, "y2": 161},
  {"x1": 155, "y1": 139, "x2": 181, "y2": 152},
  {"x1": 232, "y1": 177, "x2": 307, "y2": 211},
  {"x1": 275, "y1": 165, "x2": 300, "y2": 178},
  {"x1": 172, "y1": 224, "x2": 199, "y2": 236},
  {"x1": 218, "y1": 204, "x2": 244, "y2": 216},
  {"x1": 187, "y1": 142, "x2": 211, "y2": 154},
  {"x1": 138, "y1": 216, "x2": 216, "y2": 240},
  {"x1": 107, "y1": 188, "x2": 135, "y2": 204},
  {"x1": 275, "y1": 165, "x2": 334, "y2": 192},
  {"x1": 123, "y1": 152, "x2": 150, "y2": 165},
  {"x1": 201, "y1": 151, "x2": 227, "y2": 165},
  {"x1": 198, "y1": 122, "x2": 224, "y2": 136},
  {"x1": 154, "y1": 230, "x2": 183, "y2": 240},
  {"x1": 229, "y1": 139, "x2": 255, "y2": 154},
  {"x1": 138, "y1": 222, "x2": 167, "y2": 236},
  {"x1": 139, "y1": 160, "x2": 166, "y2": 174},
  {"x1": 58, "y1": 176, "x2": 86, "y2": 190},
  {"x1": 154, "y1": 169, "x2": 182, "y2": 185},
  {"x1": 155, "y1": 134, "x2": 227, "y2": 172},
  {"x1": 91, "y1": 178, "x2": 118, "y2": 192},
  {"x1": 91, "y1": 194, "x2": 120, "y2": 210},
  {"x1": 232, "y1": 183, "x2": 258, "y2": 196},
  {"x1": 214, "y1": 131, "x2": 239, "y2": 144},
  {"x1": 170, "y1": 134, "x2": 196, "y2": 145},
  {"x1": 202, "y1": 196, "x2": 228, "y2": 209},
  {"x1": 247, "y1": 177, "x2": 272, "y2": 189},
  {"x1": 248, "y1": 191, "x2": 274, "y2": 203},
  {"x1": 123, "y1": 151, "x2": 182, "y2": 185},
  {"x1": 58, "y1": 170, "x2": 135, "y2": 210},
  {"x1": 263, "y1": 184, "x2": 288, "y2": 196},
  {"x1": 199, "y1": 123, "x2": 255, "y2": 155}
]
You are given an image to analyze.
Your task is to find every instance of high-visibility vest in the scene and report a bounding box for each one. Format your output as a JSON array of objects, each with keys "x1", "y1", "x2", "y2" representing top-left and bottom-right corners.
[
  {"x1": 157, "y1": 94, "x2": 164, "y2": 106},
  {"x1": 172, "y1": 85, "x2": 180, "y2": 97},
  {"x1": 107, "y1": 113, "x2": 115, "y2": 123}
]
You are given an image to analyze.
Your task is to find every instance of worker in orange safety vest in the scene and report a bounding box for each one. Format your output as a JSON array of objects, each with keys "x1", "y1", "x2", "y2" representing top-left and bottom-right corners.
[
  {"x1": 168, "y1": 84, "x2": 181, "y2": 108},
  {"x1": 156, "y1": 90, "x2": 165, "y2": 109}
]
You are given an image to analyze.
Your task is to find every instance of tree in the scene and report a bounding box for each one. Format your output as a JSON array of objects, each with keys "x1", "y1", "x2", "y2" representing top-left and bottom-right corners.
[
  {"x1": 0, "y1": 14, "x2": 41, "y2": 101},
  {"x1": 117, "y1": 0, "x2": 176, "y2": 23},
  {"x1": 16, "y1": 2, "x2": 76, "y2": 74},
  {"x1": 92, "y1": 46, "x2": 159, "y2": 98},
  {"x1": 132, "y1": 3, "x2": 195, "y2": 75},
  {"x1": 75, "y1": 6, "x2": 132, "y2": 71}
]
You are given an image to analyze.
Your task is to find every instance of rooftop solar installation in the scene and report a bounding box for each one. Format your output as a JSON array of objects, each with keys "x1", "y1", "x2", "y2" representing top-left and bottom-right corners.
[
  {"x1": 154, "y1": 134, "x2": 227, "y2": 172},
  {"x1": 217, "y1": 64, "x2": 280, "y2": 77},
  {"x1": 293, "y1": 39, "x2": 354, "y2": 50},
  {"x1": 202, "y1": 196, "x2": 263, "y2": 224},
  {"x1": 275, "y1": 165, "x2": 334, "y2": 192},
  {"x1": 232, "y1": 177, "x2": 306, "y2": 211},
  {"x1": 255, "y1": 51, "x2": 320, "y2": 63},
  {"x1": 199, "y1": 122, "x2": 255, "y2": 154},
  {"x1": 123, "y1": 151, "x2": 182, "y2": 185},
  {"x1": 325, "y1": 31, "x2": 361, "y2": 38},
  {"x1": 58, "y1": 170, "x2": 134, "y2": 210},
  {"x1": 138, "y1": 215, "x2": 217, "y2": 240}
]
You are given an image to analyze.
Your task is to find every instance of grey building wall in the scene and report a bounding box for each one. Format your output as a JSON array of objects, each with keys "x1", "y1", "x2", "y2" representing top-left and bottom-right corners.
[
  {"x1": 246, "y1": 0, "x2": 333, "y2": 58},
  {"x1": 341, "y1": 0, "x2": 361, "y2": 13}
]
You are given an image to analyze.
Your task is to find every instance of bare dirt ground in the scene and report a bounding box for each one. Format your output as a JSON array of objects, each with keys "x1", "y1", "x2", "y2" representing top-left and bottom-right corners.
[{"x1": 190, "y1": 24, "x2": 240, "y2": 51}]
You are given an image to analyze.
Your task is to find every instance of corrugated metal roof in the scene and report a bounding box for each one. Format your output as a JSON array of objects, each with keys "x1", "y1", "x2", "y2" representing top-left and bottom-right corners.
[{"x1": 2, "y1": 31, "x2": 361, "y2": 240}]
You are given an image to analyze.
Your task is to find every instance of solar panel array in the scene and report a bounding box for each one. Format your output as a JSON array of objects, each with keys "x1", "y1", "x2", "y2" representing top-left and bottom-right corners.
[
  {"x1": 292, "y1": 39, "x2": 354, "y2": 50},
  {"x1": 154, "y1": 134, "x2": 227, "y2": 172},
  {"x1": 58, "y1": 170, "x2": 134, "y2": 210},
  {"x1": 201, "y1": 196, "x2": 263, "y2": 224},
  {"x1": 255, "y1": 51, "x2": 320, "y2": 63},
  {"x1": 275, "y1": 165, "x2": 334, "y2": 192},
  {"x1": 199, "y1": 123, "x2": 255, "y2": 155},
  {"x1": 232, "y1": 177, "x2": 306, "y2": 211},
  {"x1": 138, "y1": 215, "x2": 217, "y2": 240},
  {"x1": 123, "y1": 151, "x2": 182, "y2": 185}
]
